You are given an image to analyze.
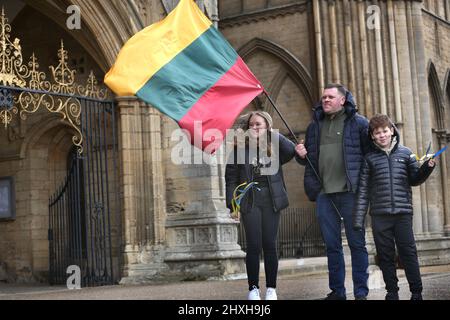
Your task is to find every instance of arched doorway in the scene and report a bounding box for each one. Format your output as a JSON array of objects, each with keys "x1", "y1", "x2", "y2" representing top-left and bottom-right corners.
[
  {"x1": 427, "y1": 62, "x2": 446, "y2": 235},
  {"x1": 0, "y1": 3, "x2": 120, "y2": 285}
]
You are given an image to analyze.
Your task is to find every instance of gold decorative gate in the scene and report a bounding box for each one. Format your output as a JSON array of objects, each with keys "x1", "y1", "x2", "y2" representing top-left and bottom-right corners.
[
  {"x1": 0, "y1": 8, "x2": 121, "y2": 286},
  {"x1": 0, "y1": 8, "x2": 108, "y2": 153}
]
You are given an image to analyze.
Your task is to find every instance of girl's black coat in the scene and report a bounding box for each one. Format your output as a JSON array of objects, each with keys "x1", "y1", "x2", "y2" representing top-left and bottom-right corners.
[{"x1": 225, "y1": 133, "x2": 296, "y2": 214}]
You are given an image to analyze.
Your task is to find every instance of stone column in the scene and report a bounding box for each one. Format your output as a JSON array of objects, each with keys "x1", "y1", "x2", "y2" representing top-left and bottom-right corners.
[
  {"x1": 447, "y1": 132, "x2": 450, "y2": 235},
  {"x1": 406, "y1": 1, "x2": 427, "y2": 235},
  {"x1": 446, "y1": 0, "x2": 450, "y2": 21},
  {"x1": 358, "y1": 0, "x2": 373, "y2": 118},
  {"x1": 437, "y1": 131, "x2": 450, "y2": 235},
  {"x1": 163, "y1": 141, "x2": 246, "y2": 280},
  {"x1": 394, "y1": 1, "x2": 424, "y2": 234},
  {"x1": 204, "y1": 0, "x2": 219, "y2": 27},
  {"x1": 411, "y1": 1, "x2": 443, "y2": 235},
  {"x1": 328, "y1": 0, "x2": 340, "y2": 83},
  {"x1": 387, "y1": 0, "x2": 403, "y2": 130},
  {"x1": 313, "y1": 0, "x2": 325, "y2": 93},
  {"x1": 116, "y1": 97, "x2": 169, "y2": 283},
  {"x1": 373, "y1": 0, "x2": 387, "y2": 115},
  {"x1": 342, "y1": 0, "x2": 355, "y2": 92}
]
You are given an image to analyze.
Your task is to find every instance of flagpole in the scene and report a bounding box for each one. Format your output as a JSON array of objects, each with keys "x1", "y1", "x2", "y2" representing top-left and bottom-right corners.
[
  {"x1": 263, "y1": 90, "x2": 299, "y2": 144},
  {"x1": 262, "y1": 90, "x2": 344, "y2": 221}
]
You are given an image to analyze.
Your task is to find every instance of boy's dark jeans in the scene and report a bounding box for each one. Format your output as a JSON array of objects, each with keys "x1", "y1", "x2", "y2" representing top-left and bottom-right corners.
[{"x1": 372, "y1": 214, "x2": 423, "y2": 294}]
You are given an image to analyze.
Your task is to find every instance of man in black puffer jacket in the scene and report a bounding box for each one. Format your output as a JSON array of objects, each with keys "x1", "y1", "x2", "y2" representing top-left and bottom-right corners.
[
  {"x1": 353, "y1": 114, "x2": 436, "y2": 300},
  {"x1": 296, "y1": 83, "x2": 370, "y2": 300}
]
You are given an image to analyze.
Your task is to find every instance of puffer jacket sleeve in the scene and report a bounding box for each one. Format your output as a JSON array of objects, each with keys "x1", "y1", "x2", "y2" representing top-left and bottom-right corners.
[
  {"x1": 353, "y1": 158, "x2": 370, "y2": 230},
  {"x1": 408, "y1": 156, "x2": 435, "y2": 186},
  {"x1": 225, "y1": 149, "x2": 240, "y2": 211},
  {"x1": 358, "y1": 116, "x2": 371, "y2": 155},
  {"x1": 277, "y1": 133, "x2": 296, "y2": 165},
  {"x1": 295, "y1": 124, "x2": 312, "y2": 166}
]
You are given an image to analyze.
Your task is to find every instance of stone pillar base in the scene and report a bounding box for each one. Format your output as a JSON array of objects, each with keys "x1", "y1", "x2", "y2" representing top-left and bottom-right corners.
[
  {"x1": 120, "y1": 264, "x2": 170, "y2": 284},
  {"x1": 444, "y1": 225, "x2": 450, "y2": 237},
  {"x1": 120, "y1": 250, "x2": 245, "y2": 283},
  {"x1": 415, "y1": 235, "x2": 450, "y2": 266},
  {"x1": 119, "y1": 245, "x2": 170, "y2": 284},
  {"x1": 164, "y1": 252, "x2": 246, "y2": 281},
  {"x1": 162, "y1": 211, "x2": 247, "y2": 281},
  {"x1": 345, "y1": 233, "x2": 450, "y2": 267}
]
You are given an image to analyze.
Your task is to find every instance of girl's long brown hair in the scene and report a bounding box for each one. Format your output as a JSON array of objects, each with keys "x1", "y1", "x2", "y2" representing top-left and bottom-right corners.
[{"x1": 238, "y1": 111, "x2": 273, "y2": 157}]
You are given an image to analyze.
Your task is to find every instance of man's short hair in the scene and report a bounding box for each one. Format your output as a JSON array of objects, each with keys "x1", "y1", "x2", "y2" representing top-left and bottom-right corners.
[
  {"x1": 324, "y1": 83, "x2": 347, "y2": 96},
  {"x1": 369, "y1": 114, "x2": 394, "y2": 134}
]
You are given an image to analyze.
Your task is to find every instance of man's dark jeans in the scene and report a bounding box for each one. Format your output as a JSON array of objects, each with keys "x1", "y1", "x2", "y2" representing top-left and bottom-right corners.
[{"x1": 317, "y1": 192, "x2": 369, "y2": 298}]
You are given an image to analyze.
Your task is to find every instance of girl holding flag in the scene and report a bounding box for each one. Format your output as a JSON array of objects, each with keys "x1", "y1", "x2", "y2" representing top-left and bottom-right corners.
[{"x1": 225, "y1": 110, "x2": 297, "y2": 300}]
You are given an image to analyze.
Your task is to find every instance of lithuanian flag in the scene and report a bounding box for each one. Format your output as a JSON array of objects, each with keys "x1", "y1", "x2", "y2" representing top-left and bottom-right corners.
[{"x1": 104, "y1": 0, "x2": 263, "y2": 153}]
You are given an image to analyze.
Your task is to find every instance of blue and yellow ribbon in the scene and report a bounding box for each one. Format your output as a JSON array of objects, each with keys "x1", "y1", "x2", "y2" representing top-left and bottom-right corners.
[
  {"x1": 231, "y1": 182, "x2": 260, "y2": 219},
  {"x1": 414, "y1": 142, "x2": 447, "y2": 162}
]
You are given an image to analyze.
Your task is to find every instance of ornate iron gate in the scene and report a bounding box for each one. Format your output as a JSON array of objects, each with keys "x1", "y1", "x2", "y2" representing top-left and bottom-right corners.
[
  {"x1": 48, "y1": 97, "x2": 119, "y2": 286},
  {"x1": 0, "y1": 9, "x2": 120, "y2": 286}
]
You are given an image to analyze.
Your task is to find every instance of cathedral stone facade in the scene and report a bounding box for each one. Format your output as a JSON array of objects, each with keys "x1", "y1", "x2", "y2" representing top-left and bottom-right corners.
[{"x1": 0, "y1": 0, "x2": 449, "y2": 284}]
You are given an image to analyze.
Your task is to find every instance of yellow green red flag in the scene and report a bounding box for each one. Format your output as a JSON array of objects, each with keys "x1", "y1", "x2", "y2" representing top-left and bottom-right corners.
[{"x1": 104, "y1": 0, "x2": 263, "y2": 153}]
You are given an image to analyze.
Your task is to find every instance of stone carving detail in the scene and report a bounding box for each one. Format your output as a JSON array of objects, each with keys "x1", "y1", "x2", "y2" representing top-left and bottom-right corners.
[
  {"x1": 166, "y1": 201, "x2": 186, "y2": 214},
  {"x1": 161, "y1": 0, "x2": 178, "y2": 12},
  {"x1": 220, "y1": 3, "x2": 308, "y2": 28},
  {"x1": 135, "y1": 0, "x2": 148, "y2": 22},
  {"x1": 220, "y1": 226, "x2": 235, "y2": 243},
  {"x1": 7, "y1": 122, "x2": 22, "y2": 142},
  {"x1": 196, "y1": 227, "x2": 211, "y2": 244},
  {"x1": 161, "y1": 0, "x2": 210, "y2": 15},
  {"x1": 175, "y1": 229, "x2": 188, "y2": 245}
]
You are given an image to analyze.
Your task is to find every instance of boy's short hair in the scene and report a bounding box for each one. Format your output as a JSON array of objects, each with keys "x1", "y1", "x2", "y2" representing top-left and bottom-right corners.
[{"x1": 369, "y1": 114, "x2": 394, "y2": 134}]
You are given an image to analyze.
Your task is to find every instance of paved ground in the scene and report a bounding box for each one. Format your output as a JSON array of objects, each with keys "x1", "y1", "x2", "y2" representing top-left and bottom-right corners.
[{"x1": 1, "y1": 262, "x2": 449, "y2": 300}]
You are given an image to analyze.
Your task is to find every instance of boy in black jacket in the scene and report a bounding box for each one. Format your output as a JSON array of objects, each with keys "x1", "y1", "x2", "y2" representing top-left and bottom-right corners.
[{"x1": 353, "y1": 114, "x2": 436, "y2": 300}]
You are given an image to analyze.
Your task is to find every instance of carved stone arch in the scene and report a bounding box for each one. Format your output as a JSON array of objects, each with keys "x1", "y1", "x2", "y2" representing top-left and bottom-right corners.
[
  {"x1": 444, "y1": 69, "x2": 450, "y2": 131},
  {"x1": 161, "y1": 0, "x2": 214, "y2": 15},
  {"x1": 444, "y1": 69, "x2": 450, "y2": 101},
  {"x1": 427, "y1": 61, "x2": 445, "y2": 129},
  {"x1": 245, "y1": 68, "x2": 291, "y2": 114},
  {"x1": 21, "y1": 0, "x2": 143, "y2": 71},
  {"x1": 19, "y1": 114, "x2": 76, "y2": 159},
  {"x1": 260, "y1": 66, "x2": 289, "y2": 114},
  {"x1": 238, "y1": 37, "x2": 314, "y2": 106}
]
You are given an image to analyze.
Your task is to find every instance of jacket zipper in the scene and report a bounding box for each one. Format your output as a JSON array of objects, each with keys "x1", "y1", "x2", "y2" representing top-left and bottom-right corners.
[
  {"x1": 267, "y1": 175, "x2": 277, "y2": 212},
  {"x1": 342, "y1": 118, "x2": 353, "y2": 192},
  {"x1": 248, "y1": 156, "x2": 277, "y2": 212},
  {"x1": 387, "y1": 153, "x2": 394, "y2": 214},
  {"x1": 342, "y1": 125, "x2": 352, "y2": 192},
  {"x1": 314, "y1": 119, "x2": 321, "y2": 181},
  {"x1": 249, "y1": 161, "x2": 255, "y2": 211}
]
